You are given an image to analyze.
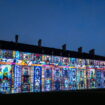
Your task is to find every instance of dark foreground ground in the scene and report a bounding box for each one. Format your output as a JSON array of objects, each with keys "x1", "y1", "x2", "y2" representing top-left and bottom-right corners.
[{"x1": 0, "y1": 89, "x2": 105, "y2": 105}]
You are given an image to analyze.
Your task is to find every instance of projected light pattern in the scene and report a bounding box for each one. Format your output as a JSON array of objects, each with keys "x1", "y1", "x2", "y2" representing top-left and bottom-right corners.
[{"x1": 0, "y1": 49, "x2": 105, "y2": 94}]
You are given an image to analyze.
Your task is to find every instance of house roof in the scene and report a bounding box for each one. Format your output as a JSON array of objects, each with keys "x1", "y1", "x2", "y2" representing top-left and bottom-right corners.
[{"x1": 0, "y1": 40, "x2": 105, "y2": 61}]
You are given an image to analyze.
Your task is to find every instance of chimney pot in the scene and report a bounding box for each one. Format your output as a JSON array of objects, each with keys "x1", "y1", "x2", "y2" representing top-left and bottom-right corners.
[
  {"x1": 78, "y1": 47, "x2": 82, "y2": 53},
  {"x1": 89, "y1": 49, "x2": 95, "y2": 55},
  {"x1": 15, "y1": 35, "x2": 19, "y2": 43},
  {"x1": 38, "y1": 39, "x2": 42, "y2": 47},
  {"x1": 62, "y1": 44, "x2": 66, "y2": 50}
]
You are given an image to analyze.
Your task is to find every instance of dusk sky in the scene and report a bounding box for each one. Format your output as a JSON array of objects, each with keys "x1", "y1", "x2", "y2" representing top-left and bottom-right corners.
[{"x1": 0, "y1": 0, "x2": 105, "y2": 56}]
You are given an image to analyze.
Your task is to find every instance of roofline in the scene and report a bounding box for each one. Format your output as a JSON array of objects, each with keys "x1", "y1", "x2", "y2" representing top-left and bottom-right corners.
[{"x1": 0, "y1": 40, "x2": 105, "y2": 61}]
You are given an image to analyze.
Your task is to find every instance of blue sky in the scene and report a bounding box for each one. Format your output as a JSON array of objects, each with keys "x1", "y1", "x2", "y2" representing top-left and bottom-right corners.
[{"x1": 0, "y1": 0, "x2": 105, "y2": 56}]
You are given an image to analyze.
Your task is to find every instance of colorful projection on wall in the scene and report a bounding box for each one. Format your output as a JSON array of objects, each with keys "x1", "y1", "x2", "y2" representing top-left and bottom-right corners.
[
  {"x1": 0, "y1": 65, "x2": 12, "y2": 94},
  {"x1": 34, "y1": 66, "x2": 42, "y2": 92},
  {"x1": 14, "y1": 65, "x2": 21, "y2": 93},
  {"x1": 43, "y1": 66, "x2": 52, "y2": 91},
  {"x1": 0, "y1": 49, "x2": 105, "y2": 94}
]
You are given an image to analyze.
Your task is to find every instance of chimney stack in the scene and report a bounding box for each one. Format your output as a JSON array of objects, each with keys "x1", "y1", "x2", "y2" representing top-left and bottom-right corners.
[
  {"x1": 89, "y1": 49, "x2": 95, "y2": 55},
  {"x1": 38, "y1": 39, "x2": 42, "y2": 47},
  {"x1": 78, "y1": 47, "x2": 82, "y2": 53},
  {"x1": 62, "y1": 44, "x2": 66, "y2": 51},
  {"x1": 15, "y1": 35, "x2": 19, "y2": 43}
]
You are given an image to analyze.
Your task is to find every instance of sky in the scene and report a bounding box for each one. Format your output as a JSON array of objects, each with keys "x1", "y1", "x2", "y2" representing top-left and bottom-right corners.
[{"x1": 0, "y1": 0, "x2": 105, "y2": 56}]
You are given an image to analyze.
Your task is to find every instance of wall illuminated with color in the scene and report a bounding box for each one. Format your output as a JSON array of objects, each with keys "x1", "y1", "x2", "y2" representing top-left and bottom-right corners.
[{"x1": 0, "y1": 49, "x2": 105, "y2": 94}]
